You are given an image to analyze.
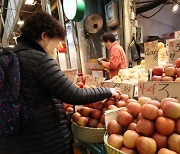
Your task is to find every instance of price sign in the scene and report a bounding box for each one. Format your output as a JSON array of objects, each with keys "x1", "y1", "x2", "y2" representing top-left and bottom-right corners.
[
  {"x1": 138, "y1": 81, "x2": 180, "y2": 102},
  {"x1": 144, "y1": 40, "x2": 158, "y2": 72},
  {"x1": 168, "y1": 39, "x2": 180, "y2": 64},
  {"x1": 101, "y1": 81, "x2": 135, "y2": 98}
]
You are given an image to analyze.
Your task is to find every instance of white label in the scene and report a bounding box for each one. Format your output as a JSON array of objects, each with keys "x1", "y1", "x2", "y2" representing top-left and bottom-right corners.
[
  {"x1": 168, "y1": 39, "x2": 180, "y2": 64},
  {"x1": 138, "y1": 81, "x2": 180, "y2": 102},
  {"x1": 175, "y1": 31, "x2": 180, "y2": 39},
  {"x1": 101, "y1": 82, "x2": 135, "y2": 98},
  {"x1": 144, "y1": 40, "x2": 158, "y2": 72}
]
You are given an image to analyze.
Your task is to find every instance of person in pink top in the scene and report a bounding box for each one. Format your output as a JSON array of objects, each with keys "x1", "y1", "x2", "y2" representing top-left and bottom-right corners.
[{"x1": 98, "y1": 32, "x2": 127, "y2": 78}]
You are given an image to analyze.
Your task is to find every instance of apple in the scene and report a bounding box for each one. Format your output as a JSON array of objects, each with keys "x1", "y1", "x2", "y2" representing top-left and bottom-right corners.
[
  {"x1": 152, "y1": 132, "x2": 168, "y2": 149},
  {"x1": 126, "y1": 99, "x2": 138, "y2": 105},
  {"x1": 137, "y1": 113, "x2": 143, "y2": 121},
  {"x1": 145, "y1": 100, "x2": 161, "y2": 108},
  {"x1": 72, "y1": 112, "x2": 81, "y2": 122},
  {"x1": 91, "y1": 109, "x2": 102, "y2": 120},
  {"x1": 107, "y1": 105, "x2": 117, "y2": 110},
  {"x1": 152, "y1": 75, "x2": 163, "y2": 81},
  {"x1": 102, "y1": 108, "x2": 107, "y2": 113},
  {"x1": 162, "y1": 101, "x2": 180, "y2": 119},
  {"x1": 120, "y1": 94, "x2": 129, "y2": 102},
  {"x1": 97, "y1": 122, "x2": 105, "y2": 128},
  {"x1": 136, "y1": 118, "x2": 155, "y2": 137},
  {"x1": 158, "y1": 109, "x2": 164, "y2": 117},
  {"x1": 138, "y1": 97, "x2": 151, "y2": 106},
  {"x1": 108, "y1": 134, "x2": 123, "y2": 149},
  {"x1": 117, "y1": 111, "x2": 132, "y2": 126},
  {"x1": 100, "y1": 115, "x2": 105, "y2": 124},
  {"x1": 152, "y1": 66, "x2": 164, "y2": 76},
  {"x1": 168, "y1": 134, "x2": 180, "y2": 154},
  {"x1": 127, "y1": 102, "x2": 141, "y2": 117},
  {"x1": 123, "y1": 130, "x2": 140, "y2": 148},
  {"x1": 93, "y1": 102, "x2": 104, "y2": 110},
  {"x1": 76, "y1": 82, "x2": 84, "y2": 88},
  {"x1": 107, "y1": 120, "x2": 122, "y2": 134},
  {"x1": 176, "y1": 119, "x2": 180, "y2": 134},
  {"x1": 158, "y1": 148, "x2": 178, "y2": 154},
  {"x1": 137, "y1": 137, "x2": 157, "y2": 154},
  {"x1": 104, "y1": 98, "x2": 115, "y2": 107},
  {"x1": 176, "y1": 68, "x2": 180, "y2": 77},
  {"x1": 120, "y1": 147, "x2": 137, "y2": 154},
  {"x1": 80, "y1": 107, "x2": 92, "y2": 117},
  {"x1": 128, "y1": 123, "x2": 137, "y2": 131},
  {"x1": 165, "y1": 66, "x2": 176, "y2": 77},
  {"x1": 162, "y1": 76, "x2": 174, "y2": 81},
  {"x1": 88, "y1": 118, "x2": 99, "y2": 128},
  {"x1": 141, "y1": 104, "x2": 159, "y2": 120},
  {"x1": 164, "y1": 64, "x2": 175, "y2": 70},
  {"x1": 161, "y1": 97, "x2": 179, "y2": 107},
  {"x1": 76, "y1": 116, "x2": 88, "y2": 126},
  {"x1": 67, "y1": 107, "x2": 74, "y2": 113},
  {"x1": 116, "y1": 100, "x2": 126, "y2": 107},
  {"x1": 176, "y1": 58, "x2": 180, "y2": 68},
  {"x1": 155, "y1": 117, "x2": 175, "y2": 136}
]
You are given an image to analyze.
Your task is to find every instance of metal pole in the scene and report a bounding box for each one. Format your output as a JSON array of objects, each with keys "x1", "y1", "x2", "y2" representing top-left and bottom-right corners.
[{"x1": 41, "y1": 0, "x2": 52, "y2": 15}]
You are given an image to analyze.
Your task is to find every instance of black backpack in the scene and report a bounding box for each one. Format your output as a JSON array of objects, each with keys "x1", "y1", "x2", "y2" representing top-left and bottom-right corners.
[{"x1": 0, "y1": 48, "x2": 32, "y2": 136}]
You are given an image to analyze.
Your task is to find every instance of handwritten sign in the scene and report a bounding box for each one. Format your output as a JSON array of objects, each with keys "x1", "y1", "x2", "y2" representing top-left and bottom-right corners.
[
  {"x1": 138, "y1": 81, "x2": 180, "y2": 102},
  {"x1": 168, "y1": 39, "x2": 180, "y2": 64},
  {"x1": 144, "y1": 40, "x2": 158, "y2": 72},
  {"x1": 101, "y1": 81, "x2": 135, "y2": 98},
  {"x1": 85, "y1": 76, "x2": 104, "y2": 87},
  {"x1": 175, "y1": 31, "x2": 180, "y2": 39}
]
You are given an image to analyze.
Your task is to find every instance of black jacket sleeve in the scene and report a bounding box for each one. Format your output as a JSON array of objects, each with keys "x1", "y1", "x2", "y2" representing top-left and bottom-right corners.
[{"x1": 36, "y1": 55, "x2": 112, "y2": 105}]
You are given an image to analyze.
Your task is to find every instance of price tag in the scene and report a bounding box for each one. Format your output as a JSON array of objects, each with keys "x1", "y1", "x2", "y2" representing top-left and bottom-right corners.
[
  {"x1": 138, "y1": 81, "x2": 180, "y2": 102},
  {"x1": 175, "y1": 31, "x2": 180, "y2": 39},
  {"x1": 168, "y1": 39, "x2": 180, "y2": 64},
  {"x1": 101, "y1": 81, "x2": 135, "y2": 98},
  {"x1": 144, "y1": 40, "x2": 158, "y2": 72}
]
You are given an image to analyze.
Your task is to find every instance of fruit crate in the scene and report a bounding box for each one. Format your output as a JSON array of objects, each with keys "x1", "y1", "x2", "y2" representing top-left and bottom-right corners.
[
  {"x1": 104, "y1": 133, "x2": 125, "y2": 154},
  {"x1": 71, "y1": 121, "x2": 105, "y2": 143}
]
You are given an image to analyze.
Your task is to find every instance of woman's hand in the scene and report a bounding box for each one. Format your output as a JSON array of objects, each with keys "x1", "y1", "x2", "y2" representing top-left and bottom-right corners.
[{"x1": 110, "y1": 88, "x2": 122, "y2": 99}]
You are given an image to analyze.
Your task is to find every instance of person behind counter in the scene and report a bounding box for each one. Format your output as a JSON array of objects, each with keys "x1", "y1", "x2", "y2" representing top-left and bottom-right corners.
[
  {"x1": 98, "y1": 32, "x2": 127, "y2": 78},
  {"x1": 0, "y1": 12, "x2": 121, "y2": 154}
]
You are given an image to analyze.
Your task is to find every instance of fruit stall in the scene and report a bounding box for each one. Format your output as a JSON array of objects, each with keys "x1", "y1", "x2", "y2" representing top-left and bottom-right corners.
[{"x1": 63, "y1": 39, "x2": 180, "y2": 154}]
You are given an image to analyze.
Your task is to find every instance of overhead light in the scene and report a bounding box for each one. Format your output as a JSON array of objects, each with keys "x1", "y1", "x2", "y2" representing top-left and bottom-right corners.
[
  {"x1": 9, "y1": 45, "x2": 15, "y2": 48},
  {"x1": 172, "y1": 3, "x2": 179, "y2": 13},
  {"x1": 17, "y1": 20, "x2": 24, "y2": 25},
  {"x1": 25, "y1": 0, "x2": 36, "y2": 5}
]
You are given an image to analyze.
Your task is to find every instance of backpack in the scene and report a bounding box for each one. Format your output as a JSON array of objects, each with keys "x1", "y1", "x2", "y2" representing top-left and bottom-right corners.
[{"x1": 0, "y1": 48, "x2": 32, "y2": 136}]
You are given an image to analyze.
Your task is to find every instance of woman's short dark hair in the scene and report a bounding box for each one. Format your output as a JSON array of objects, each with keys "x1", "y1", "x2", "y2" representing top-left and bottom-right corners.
[
  {"x1": 100, "y1": 32, "x2": 116, "y2": 43},
  {"x1": 21, "y1": 12, "x2": 66, "y2": 40}
]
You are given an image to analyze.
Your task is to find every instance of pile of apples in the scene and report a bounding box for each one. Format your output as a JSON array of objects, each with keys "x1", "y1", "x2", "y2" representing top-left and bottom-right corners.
[
  {"x1": 63, "y1": 82, "x2": 96, "y2": 113},
  {"x1": 72, "y1": 94, "x2": 135, "y2": 128},
  {"x1": 107, "y1": 96, "x2": 180, "y2": 154},
  {"x1": 152, "y1": 58, "x2": 180, "y2": 82}
]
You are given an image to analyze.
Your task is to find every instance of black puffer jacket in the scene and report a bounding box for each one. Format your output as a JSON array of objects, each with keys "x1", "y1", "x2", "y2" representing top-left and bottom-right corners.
[{"x1": 0, "y1": 37, "x2": 112, "y2": 154}]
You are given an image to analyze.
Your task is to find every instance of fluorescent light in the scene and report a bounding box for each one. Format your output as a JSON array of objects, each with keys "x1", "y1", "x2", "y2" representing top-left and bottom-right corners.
[
  {"x1": 172, "y1": 3, "x2": 179, "y2": 13},
  {"x1": 25, "y1": 0, "x2": 35, "y2": 5},
  {"x1": 17, "y1": 20, "x2": 24, "y2": 25},
  {"x1": 9, "y1": 45, "x2": 15, "y2": 48}
]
